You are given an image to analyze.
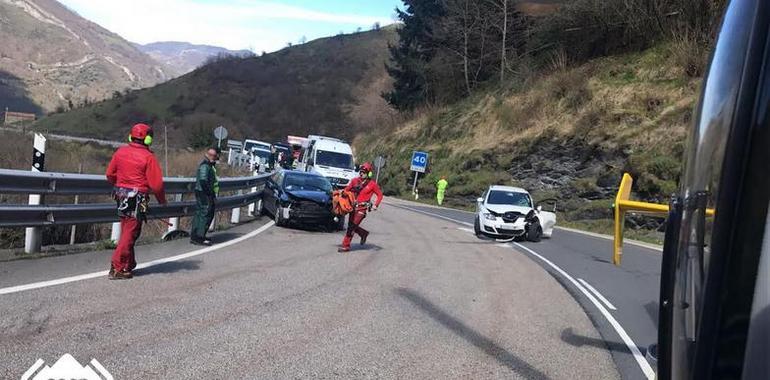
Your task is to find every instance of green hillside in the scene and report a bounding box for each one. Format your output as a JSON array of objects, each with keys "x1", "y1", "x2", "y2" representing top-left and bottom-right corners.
[
  {"x1": 354, "y1": 43, "x2": 701, "y2": 241},
  {"x1": 34, "y1": 27, "x2": 398, "y2": 146}
]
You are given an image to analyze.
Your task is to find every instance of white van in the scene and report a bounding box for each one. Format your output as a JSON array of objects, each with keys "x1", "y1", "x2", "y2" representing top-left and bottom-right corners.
[
  {"x1": 243, "y1": 139, "x2": 271, "y2": 155},
  {"x1": 297, "y1": 136, "x2": 357, "y2": 188}
]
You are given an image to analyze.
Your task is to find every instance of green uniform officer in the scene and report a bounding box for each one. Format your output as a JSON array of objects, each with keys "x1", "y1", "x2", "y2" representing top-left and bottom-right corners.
[
  {"x1": 437, "y1": 177, "x2": 448, "y2": 206},
  {"x1": 191, "y1": 148, "x2": 220, "y2": 246}
]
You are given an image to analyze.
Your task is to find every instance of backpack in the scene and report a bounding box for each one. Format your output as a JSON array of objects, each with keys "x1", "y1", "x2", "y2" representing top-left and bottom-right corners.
[{"x1": 332, "y1": 190, "x2": 356, "y2": 216}]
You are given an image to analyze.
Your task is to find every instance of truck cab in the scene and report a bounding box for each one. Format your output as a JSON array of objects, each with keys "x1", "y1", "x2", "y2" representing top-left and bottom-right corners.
[{"x1": 297, "y1": 136, "x2": 356, "y2": 188}]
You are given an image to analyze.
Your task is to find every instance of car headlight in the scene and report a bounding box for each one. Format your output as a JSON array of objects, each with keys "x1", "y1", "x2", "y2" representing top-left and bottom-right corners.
[{"x1": 483, "y1": 213, "x2": 496, "y2": 221}]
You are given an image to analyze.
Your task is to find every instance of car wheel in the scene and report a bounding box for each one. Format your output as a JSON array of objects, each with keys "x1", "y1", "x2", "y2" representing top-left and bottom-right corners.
[
  {"x1": 474, "y1": 217, "x2": 482, "y2": 237},
  {"x1": 526, "y1": 223, "x2": 542, "y2": 242}
]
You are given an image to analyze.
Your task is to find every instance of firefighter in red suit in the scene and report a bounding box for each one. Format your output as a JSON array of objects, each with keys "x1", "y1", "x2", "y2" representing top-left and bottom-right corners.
[
  {"x1": 105, "y1": 123, "x2": 167, "y2": 279},
  {"x1": 339, "y1": 162, "x2": 383, "y2": 253}
]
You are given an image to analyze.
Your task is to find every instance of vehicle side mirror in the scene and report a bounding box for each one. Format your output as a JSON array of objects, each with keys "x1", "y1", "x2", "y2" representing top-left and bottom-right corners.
[
  {"x1": 537, "y1": 205, "x2": 543, "y2": 212},
  {"x1": 477, "y1": 197, "x2": 484, "y2": 203}
]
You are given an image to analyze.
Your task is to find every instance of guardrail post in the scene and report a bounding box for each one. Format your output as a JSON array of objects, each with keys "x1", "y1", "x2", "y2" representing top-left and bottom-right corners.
[
  {"x1": 168, "y1": 194, "x2": 182, "y2": 233},
  {"x1": 24, "y1": 134, "x2": 46, "y2": 254},
  {"x1": 69, "y1": 163, "x2": 83, "y2": 245},
  {"x1": 110, "y1": 222, "x2": 121, "y2": 244},
  {"x1": 248, "y1": 172, "x2": 260, "y2": 217},
  {"x1": 231, "y1": 190, "x2": 242, "y2": 224}
]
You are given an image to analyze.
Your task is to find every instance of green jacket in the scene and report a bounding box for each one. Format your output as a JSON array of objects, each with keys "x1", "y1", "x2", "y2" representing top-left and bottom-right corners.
[{"x1": 195, "y1": 159, "x2": 219, "y2": 196}]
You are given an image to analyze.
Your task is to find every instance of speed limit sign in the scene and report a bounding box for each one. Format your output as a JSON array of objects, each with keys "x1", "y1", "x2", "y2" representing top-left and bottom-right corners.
[{"x1": 410, "y1": 151, "x2": 428, "y2": 173}]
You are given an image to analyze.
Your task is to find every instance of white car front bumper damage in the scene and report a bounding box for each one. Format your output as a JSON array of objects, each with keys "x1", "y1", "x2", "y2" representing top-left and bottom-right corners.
[{"x1": 478, "y1": 215, "x2": 527, "y2": 237}]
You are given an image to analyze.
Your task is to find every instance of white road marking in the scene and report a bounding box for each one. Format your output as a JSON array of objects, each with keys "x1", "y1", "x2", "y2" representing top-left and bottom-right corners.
[
  {"x1": 457, "y1": 227, "x2": 474, "y2": 233},
  {"x1": 393, "y1": 204, "x2": 474, "y2": 227},
  {"x1": 0, "y1": 221, "x2": 275, "y2": 296},
  {"x1": 512, "y1": 242, "x2": 655, "y2": 380},
  {"x1": 578, "y1": 278, "x2": 618, "y2": 311},
  {"x1": 556, "y1": 226, "x2": 663, "y2": 252}
]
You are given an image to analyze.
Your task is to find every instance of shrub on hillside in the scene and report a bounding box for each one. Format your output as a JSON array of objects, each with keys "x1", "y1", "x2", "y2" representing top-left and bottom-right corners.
[{"x1": 530, "y1": 0, "x2": 726, "y2": 69}]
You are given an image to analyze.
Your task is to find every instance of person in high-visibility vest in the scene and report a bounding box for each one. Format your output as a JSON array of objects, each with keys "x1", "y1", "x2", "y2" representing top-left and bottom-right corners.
[
  {"x1": 191, "y1": 148, "x2": 220, "y2": 246},
  {"x1": 436, "y1": 176, "x2": 448, "y2": 206}
]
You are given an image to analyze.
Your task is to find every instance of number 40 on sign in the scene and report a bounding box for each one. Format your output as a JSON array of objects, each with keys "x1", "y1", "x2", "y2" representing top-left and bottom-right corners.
[{"x1": 410, "y1": 151, "x2": 428, "y2": 173}]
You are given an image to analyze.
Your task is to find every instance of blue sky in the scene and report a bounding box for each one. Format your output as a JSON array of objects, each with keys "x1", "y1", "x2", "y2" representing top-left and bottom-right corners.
[{"x1": 59, "y1": 0, "x2": 402, "y2": 52}]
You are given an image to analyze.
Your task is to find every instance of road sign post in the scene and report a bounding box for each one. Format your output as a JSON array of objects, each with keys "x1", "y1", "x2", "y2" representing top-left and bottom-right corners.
[
  {"x1": 214, "y1": 126, "x2": 228, "y2": 149},
  {"x1": 25, "y1": 133, "x2": 46, "y2": 253},
  {"x1": 410, "y1": 151, "x2": 428, "y2": 199},
  {"x1": 374, "y1": 155, "x2": 385, "y2": 182}
]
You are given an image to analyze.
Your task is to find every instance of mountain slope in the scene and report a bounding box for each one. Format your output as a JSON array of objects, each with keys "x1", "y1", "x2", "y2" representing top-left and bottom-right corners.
[
  {"x1": 35, "y1": 27, "x2": 398, "y2": 145},
  {"x1": 137, "y1": 41, "x2": 253, "y2": 75},
  {"x1": 354, "y1": 43, "x2": 699, "y2": 237},
  {"x1": 0, "y1": 0, "x2": 173, "y2": 114}
]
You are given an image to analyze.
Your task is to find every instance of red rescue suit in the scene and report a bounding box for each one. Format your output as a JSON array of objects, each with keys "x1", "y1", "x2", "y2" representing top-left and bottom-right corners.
[
  {"x1": 106, "y1": 142, "x2": 166, "y2": 272},
  {"x1": 341, "y1": 176, "x2": 383, "y2": 250}
]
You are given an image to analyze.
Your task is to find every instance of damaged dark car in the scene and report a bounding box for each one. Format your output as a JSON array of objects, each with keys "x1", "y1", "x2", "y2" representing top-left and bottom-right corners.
[{"x1": 260, "y1": 170, "x2": 341, "y2": 230}]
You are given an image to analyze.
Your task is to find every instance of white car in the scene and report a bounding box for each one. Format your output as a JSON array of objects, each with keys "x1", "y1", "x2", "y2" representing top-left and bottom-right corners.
[{"x1": 474, "y1": 185, "x2": 557, "y2": 241}]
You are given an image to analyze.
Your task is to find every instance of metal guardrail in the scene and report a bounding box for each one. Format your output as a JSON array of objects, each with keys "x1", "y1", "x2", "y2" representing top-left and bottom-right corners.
[
  {"x1": 0, "y1": 168, "x2": 266, "y2": 195},
  {"x1": 0, "y1": 192, "x2": 261, "y2": 227},
  {"x1": 0, "y1": 169, "x2": 270, "y2": 228}
]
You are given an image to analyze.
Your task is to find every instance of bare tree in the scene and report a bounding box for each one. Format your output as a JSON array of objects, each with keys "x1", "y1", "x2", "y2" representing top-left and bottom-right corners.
[
  {"x1": 437, "y1": 0, "x2": 484, "y2": 95},
  {"x1": 485, "y1": 0, "x2": 509, "y2": 82}
]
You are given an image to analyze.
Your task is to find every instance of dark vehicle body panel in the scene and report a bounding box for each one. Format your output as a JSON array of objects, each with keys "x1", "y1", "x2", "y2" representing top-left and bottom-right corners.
[{"x1": 262, "y1": 170, "x2": 335, "y2": 227}]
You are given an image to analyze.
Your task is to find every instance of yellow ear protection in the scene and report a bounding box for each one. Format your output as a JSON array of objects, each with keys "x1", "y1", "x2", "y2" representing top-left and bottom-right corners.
[
  {"x1": 368, "y1": 171, "x2": 373, "y2": 178},
  {"x1": 127, "y1": 134, "x2": 154, "y2": 146}
]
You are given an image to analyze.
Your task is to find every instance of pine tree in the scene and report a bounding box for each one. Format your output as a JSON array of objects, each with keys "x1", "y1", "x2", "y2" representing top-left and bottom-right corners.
[{"x1": 383, "y1": 0, "x2": 445, "y2": 111}]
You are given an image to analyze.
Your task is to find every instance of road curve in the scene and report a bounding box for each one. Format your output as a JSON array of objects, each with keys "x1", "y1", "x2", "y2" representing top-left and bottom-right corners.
[
  {"x1": 0, "y1": 205, "x2": 618, "y2": 379},
  {"x1": 387, "y1": 198, "x2": 661, "y2": 380}
]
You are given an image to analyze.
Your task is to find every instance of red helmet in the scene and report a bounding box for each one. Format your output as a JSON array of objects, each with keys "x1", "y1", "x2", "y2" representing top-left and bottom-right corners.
[
  {"x1": 360, "y1": 162, "x2": 374, "y2": 173},
  {"x1": 129, "y1": 123, "x2": 153, "y2": 145}
]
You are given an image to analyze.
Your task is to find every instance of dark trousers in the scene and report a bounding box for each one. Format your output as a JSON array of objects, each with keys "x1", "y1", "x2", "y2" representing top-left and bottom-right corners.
[
  {"x1": 112, "y1": 216, "x2": 141, "y2": 272},
  {"x1": 191, "y1": 191, "x2": 215, "y2": 241}
]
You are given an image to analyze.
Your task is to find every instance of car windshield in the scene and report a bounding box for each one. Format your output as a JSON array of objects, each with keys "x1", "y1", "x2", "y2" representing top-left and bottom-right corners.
[
  {"x1": 251, "y1": 149, "x2": 271, "y2": 162},
  {"x1": 245, "y1": 142, "x2": 270, "y2": 152},
  {"x1": 284, "y1": 174, "x2": 332, "y2": 193},
  {"x1": 487, "y1": 190, "x2": 531, "y2": 207},
  {"x1": 315, "y1": 150, "x2": 353, "y2": 169}
]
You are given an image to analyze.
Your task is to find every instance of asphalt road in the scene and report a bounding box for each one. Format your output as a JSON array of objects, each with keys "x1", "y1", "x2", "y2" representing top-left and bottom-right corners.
[
  {"x1": 387, "y1": 199, "x2": 661, "y2": 380},
  {"x1": 0, "y1": 204, "x2": 618, "y2": 379}
]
